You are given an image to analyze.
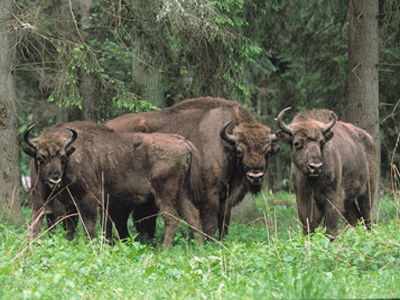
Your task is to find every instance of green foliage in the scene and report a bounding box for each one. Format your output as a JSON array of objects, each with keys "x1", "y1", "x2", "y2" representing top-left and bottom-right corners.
[
  {"x1": 2, "y1": 191, "x2": 400, "y2": 299},
  {"x1": 14, "y1": 0, "x2": 160, "y2": 122},
  {"x1": 14, "y1": 0, "x2": 267, "y2": 117},
  {"x1": 244, "y1": 0, "x2": 349, "y2": 112}
]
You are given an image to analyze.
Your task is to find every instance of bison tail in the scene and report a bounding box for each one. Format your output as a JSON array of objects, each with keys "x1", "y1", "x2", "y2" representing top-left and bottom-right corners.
[{"x1": 186, "y1": 142, "x2": 203, "y2": 207}]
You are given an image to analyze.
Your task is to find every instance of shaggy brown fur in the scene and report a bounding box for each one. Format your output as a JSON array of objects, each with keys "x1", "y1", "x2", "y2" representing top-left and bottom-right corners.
[
  {"x1": 105, "y1": 97, "x2": 281, "y2": 240},
  {"x1": 28, "y1": 158, "x2": 78, "y2": 241},
  {"x1": 276, "y1": 109, "x2": 377, "y2": 237},
  {"x1": 24, "y1": 121, "x2": 203, "y2": 249}
]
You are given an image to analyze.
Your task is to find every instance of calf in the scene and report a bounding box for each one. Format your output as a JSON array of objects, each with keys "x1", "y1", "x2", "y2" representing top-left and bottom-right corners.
[{"x1": 24, "y1": 121, "x2": 203, "y2": 249}]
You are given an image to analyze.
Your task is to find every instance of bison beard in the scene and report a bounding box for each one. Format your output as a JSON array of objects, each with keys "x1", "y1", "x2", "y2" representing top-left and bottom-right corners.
[
  {"x1": 23, "y1": 121, "x2": 203, "y2": 250},
  {"x1": 104, "y1": 97, "x2": 281, "y2": 240},
  {"x1": 276, "y1": 108, "x2": 377, "y2": 238}
]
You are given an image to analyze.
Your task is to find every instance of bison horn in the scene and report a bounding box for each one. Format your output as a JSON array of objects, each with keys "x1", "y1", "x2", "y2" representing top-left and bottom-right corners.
[
  {"x1": 24, "y1": 124, "x2": 38, "y2": 150},
  {"x1": 220, "y1": 120, "x2": 236, "y2": 144},
  {"x1": 276, "y1": 107, "x2": 292, "y2": 135},
  {"x1": 64, "y1": 127, "x2": 78, "y2": 148},
  {"x1": 321, "y1": 111, "x2": 337, "y2": 134},
  {"x1": 270, "y1": 134, "x2": 278, "y2": 143}
]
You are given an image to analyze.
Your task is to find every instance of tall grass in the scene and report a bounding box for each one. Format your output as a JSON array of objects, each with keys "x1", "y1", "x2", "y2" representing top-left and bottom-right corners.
[{"x1": 1, "y1": 183, "x2": 400, "y2": 299}]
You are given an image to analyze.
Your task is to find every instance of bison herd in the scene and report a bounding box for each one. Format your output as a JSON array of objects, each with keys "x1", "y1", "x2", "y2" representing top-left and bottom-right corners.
[{"x1": 23, "y1": 97, "x2": 377, "y2": 249}]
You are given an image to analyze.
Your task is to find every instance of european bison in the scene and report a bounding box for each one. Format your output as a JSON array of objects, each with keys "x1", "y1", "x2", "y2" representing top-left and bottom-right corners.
[
  {"x1": 105, "y1": 97, "x2": 281, "y2": 240},
  {"x1": 28, "y1": 159, "x2": 77, "y2": 240},
  {"x1": 276, "y1": 108, "x2": 377, "y2": 237},
  {"x1": 23, "y1": 121, "x2": 203, "y2": 249}
]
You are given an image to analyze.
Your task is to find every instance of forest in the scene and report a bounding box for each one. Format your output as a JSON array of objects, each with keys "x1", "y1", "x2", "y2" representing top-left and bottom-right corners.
[{"x1": 0, "y1": 0, "x2": 400, "y2": 298}]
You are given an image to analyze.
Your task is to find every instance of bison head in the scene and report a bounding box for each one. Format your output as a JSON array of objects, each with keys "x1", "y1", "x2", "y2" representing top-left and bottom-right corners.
[
  {"x1": 220, "y1": 121, "x2": 281, "y2": 188},
  {"x1": 23, "y1": 124, "x2": 77, "y2": 189},
  {"x1": 276, "y1": 107, "x2": 336, "y2": 177}
]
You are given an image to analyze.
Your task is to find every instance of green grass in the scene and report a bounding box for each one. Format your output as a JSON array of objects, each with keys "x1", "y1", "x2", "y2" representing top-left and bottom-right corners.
[{"x1": 1, "y1": 191, "x2": 400, "y2": 299}]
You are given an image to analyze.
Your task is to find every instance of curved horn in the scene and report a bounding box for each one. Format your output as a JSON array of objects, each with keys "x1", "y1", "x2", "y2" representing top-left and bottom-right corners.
[
  {"x1": 321, "y1": 111, "x2": 337, "y2": 134},
  {"x1": 276, "y1": 107, "x2": 292, "y2": 135},
  {"x1": 24, "y1": 124, "x2": 37, "y2": 149},
  {"x1": 270, "y1": 133, "x2": 278, "y2": 143},
  {"x1": 64, "y1": 127, "x2": 78, "y2": 148},
  {"x1": 220, "y1": 120, "x2": 236, "y2": 144}
]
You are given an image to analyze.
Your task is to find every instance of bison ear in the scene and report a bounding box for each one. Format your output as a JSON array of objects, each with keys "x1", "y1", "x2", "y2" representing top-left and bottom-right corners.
[
  {"x1": 324, "y1": 131, "x2": 334, "y2": 143},
  {"x1": 66, "y1": 146, "x2": 76, "y2": 157},
  {"x1": 275, "y1": 131, "x2": 292, "y2": 144},
  {"x1": 133, "y1": 119, "x2": 150, "y2": 133},
  {"x1": 270, "y1": 144, "x2": 281, "y2": 156},
  {"x1": 23, "y1": 146, "x2": 36, "y2": 157}
]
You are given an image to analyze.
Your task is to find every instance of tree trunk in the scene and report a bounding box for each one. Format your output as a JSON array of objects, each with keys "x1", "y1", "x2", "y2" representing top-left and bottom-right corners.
[
  {"x1": 0, "y1": 1, "x2": 22, "y2": 224},
  {"x1": 74, "y1": 0, "x2": 96, "y2": 121},
  {"x1": 80, "y1": 70, "x2": 96, "y2": 121},
  {"x1": 132, "y1": 47, "x2": 165, "y2": 108},
  {"x1": 347, "y1": 0, "x2": 380, "y2": 207}
]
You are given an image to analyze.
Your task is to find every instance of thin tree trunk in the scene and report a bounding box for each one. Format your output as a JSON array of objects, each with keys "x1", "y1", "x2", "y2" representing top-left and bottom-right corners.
[
  {"x1": 0, "y1": 1, "x2": 22, "y2": 224},
  {"x1": 347, "y1": 0, "x2": 380, "y2": 208},
  {"x1": 80, "y1": 71, "x2": 96, "y2": 121},
  {"x1": 132, "y1": 47, "x2": 165, "y2": 108},
  {"x1": 75, "y1": 0, "x2": 96, "y2": 121}
]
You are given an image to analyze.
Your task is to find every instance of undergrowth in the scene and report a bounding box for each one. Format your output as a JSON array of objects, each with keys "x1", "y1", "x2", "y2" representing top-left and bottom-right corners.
[{"x1": 1, "y1": 191, "x2": 400, "y2": 299}]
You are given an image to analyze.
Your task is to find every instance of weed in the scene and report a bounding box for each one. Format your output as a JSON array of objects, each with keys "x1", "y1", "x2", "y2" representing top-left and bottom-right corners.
[{"x1": 2, "y1": 190, "x2": 400, "y2": 299}]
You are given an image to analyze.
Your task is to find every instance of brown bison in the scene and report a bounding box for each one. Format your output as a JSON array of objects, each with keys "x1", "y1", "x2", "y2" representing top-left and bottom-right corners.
[
  {"x1": 23, "y1": 121, "x2": 203, "y2": 249},
  {"x1": 28, "y1": 160, "x2": 77, "y2": 240},
  {"x1": 276, "y1": 108, "x2": 377, "y2": 237},
  {"x1": 105, "y1": 97, "x2": 281, "y2": 240}
]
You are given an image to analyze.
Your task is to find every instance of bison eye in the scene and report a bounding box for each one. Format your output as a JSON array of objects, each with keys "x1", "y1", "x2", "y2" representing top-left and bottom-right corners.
[
  {"x1": 37, "y1": 155, "x2": 45, "y2": 164},
  {"x1": 293, "y1": 141, "x2": 303, "y2": 150},
  {"x1": 236, "y1": 148, "x2": 243, "y2": 158}
]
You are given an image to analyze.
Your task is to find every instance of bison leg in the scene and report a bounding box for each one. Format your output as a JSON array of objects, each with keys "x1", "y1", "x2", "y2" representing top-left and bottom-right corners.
[
  {"x1": 200, "y1": 187, "x2": 220, "y2": 241},
  {"x1": 296, "y1": 196, "x2": 324, "y2": 235},
  {"x1": 357, "y1": 194, "x2": 374, "y2": 229},
  {"x1": 324, "y1": 213, "x2": 340, "y2": 237},
  {"x1": 45, "y1": 213, "x2": 57, "y2": 231},
  {"x1": 155, "y1": 185, "x2": 180, "y2": 250},
  {"x1": 159, "y1": 207, "x2": 180, "y2": 251},
  {"x1": 218, "y1": 179, "x2": 247, "y2": 240},
  {"x1": 343, "y1": 200, "x2": 362, "y2": 226},
  {"x1": 101, "y1": 203, "x2": 132, "y2": 242},
  {"x1": 64, "y1": 214, "x2": 78, "y2": 241},
  {"x1": 178, "y1": 193, "x2": 203, "y2": 245},
  {"x1": 133, "y1": 198, "x2": 158, "y2": 239},
  {"x1": 46, "y1": 212, "x2": 76, "y2": 240},
  {"x1": 113, "y1": 211, "x2": 131, "y2": 241},
  {"x1": 30, "y1": 208, "x2": 46, "y2": 239},
  {"x1": 218, "y1": 200, "x2": 231, "y2": 240},
  {"x1": 77, "y1": 195, "x2": 99, "y2": 239},
  {"x1": 324, "y1": 201, "x2": 343, "y2": 237}
]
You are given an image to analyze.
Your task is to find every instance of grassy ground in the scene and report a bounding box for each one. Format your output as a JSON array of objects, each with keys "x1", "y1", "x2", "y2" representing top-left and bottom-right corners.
[{"x1": 1, "y1": 190, "x2": 400, "y2": 299}]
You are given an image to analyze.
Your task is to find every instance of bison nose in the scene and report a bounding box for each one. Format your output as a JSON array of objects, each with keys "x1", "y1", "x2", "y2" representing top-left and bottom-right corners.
[
  {"x1": 307, "y1": 162, "x2": 323, "y2": 176},
  {"x1": 46, "y1": 176, "x2": 62, "y2": 188},
  {"x1": 246, "y1": 171, "x2": 265, "y2": 185}
]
